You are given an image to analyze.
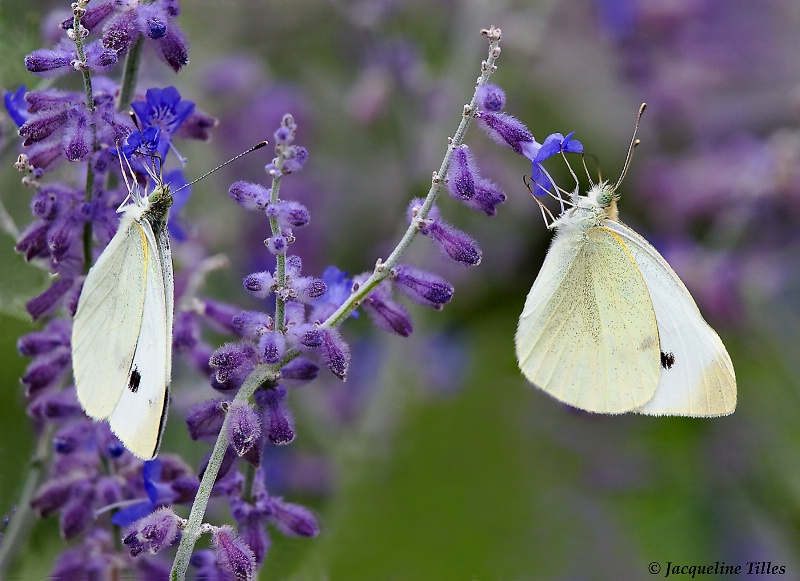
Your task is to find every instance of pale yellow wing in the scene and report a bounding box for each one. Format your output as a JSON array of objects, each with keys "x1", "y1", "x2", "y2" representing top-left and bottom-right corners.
[
  {"x1": 72, "y1": 214, "x2": 147, "y2": 418},
  {"x1": 107, "y1": 217, "x2": 172, "y2": 459},
  {"x1": 515, "y1": 226, "x2": 661, "y2": 413},
  {"x1": 606, "y1": 220, "x2": 736, "y2": 417}
]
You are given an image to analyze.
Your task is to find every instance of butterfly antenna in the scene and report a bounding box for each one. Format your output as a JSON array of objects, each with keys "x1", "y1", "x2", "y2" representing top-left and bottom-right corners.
[
  {"x1": 173, "y1": 141, "x2": 270, "y2": 194},
  {"x1": 614, "y1": 102, "x2": 646, "y2": 190}
]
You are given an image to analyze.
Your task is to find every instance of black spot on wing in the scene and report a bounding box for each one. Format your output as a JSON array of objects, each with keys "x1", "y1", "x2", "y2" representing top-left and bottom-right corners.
[
  {"x1": 660, "y1": 351, "x2": 676, "y2": 370},
  {"x1": 128, "y1": 367, "x2": 142, "y2": 393}
]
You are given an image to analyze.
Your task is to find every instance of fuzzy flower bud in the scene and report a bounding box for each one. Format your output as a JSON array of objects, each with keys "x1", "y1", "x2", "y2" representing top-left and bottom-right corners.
[
  {"x1": 212, "y1": 525, "x2": 256, "y2": 581},
  {"x1": 258, "y1": 386, "x2": 295, "y2": 445},
  {"x1": 157, "y1": 25, "x2": 190, "y2": 72},
  {"x1": 122, "y1": 507, "x2": 183, "y2": 557},
  {"x1": 448, "y1": 145, "x2": 477, "y2": 200},
  {"x1": 281, "y1": 145, "x2": 308, "y2": 174},
  {"x1": 361, "y1": 281, "x2": 413, "y2": 337},
  {"x1": 243, "y1": 271, "x2": 276, "y2": 300},
  {"x1": 231, "y1": 311, "x2": 272, "y2": 343},
  {"x1": 258, "y1": 331, "x2": 286, "y2": 364},
  {"x1": 265, "y1": 200, "x2": 309, "y2": 230},
  {"x1": 265, "y1": 235, "x2": 288, "y2": 255},
  {"x1": 209, "y1": 342, "x2": 258, "y2": 390},
  {"x1": 420, "y1": 219, "x2": 482, "y2": 266},
  {"x1": 227, "y1": 401, "x2": 263, "y2": 456},
  {"x1": 476, "y1": 83, "x2": 506, "y2": 112},
  {"x1": 475, "y1": 111, "x2": 534, "y2": 155},
  {"x1": 393, "y1": 265, "x2": 454, "y2": 308},
  {"x1": 186, "y1": 399, "x2": 227, "y2": 440},
  {"x1": 319, "y1": 328, "x2": 350, "y2": 380},
  {"x1": 468, "y1": 179, "x2": 506, "y2": 217},
  {"x1": 279, "y1": 358, "x2": 319, "y2": 385},
  {"x1": 268, "y1": 497, "x2": 320, "y2": 538},
  {"x1": 229, "y1": 181, "x2": 270, "y2": 212}
]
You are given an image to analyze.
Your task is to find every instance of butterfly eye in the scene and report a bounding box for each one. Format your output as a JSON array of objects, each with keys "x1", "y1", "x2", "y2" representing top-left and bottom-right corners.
[{"x1": 595, "y1": 185, "x2": 615, "y2": 208}]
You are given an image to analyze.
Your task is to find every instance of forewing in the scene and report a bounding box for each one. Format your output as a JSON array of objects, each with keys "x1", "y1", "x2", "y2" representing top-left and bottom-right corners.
[
  {"x1": 605, "y1": 220, "x2": 736, "y2": 417},
  {"x1": 516, "y1": 226, "x2": 661, "y2": 413},
  {"x1": 72, "y1": 215, "x2": 146, "y2": 419},
  {"x1": 107, "y1": 218, "x2": 173, "y2": 459}
]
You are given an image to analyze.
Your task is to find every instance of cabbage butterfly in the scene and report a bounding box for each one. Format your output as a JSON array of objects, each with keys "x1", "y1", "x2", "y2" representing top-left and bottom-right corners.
[
  {"x1": 515, "y1": 105, "x2": 736, "y2": 416},
  {"x1": 72, "y1": 159, "x2": 175, "y2": 460},
  {"x1": 72, "y1": 140, "x2": 269, "y2": 459}
]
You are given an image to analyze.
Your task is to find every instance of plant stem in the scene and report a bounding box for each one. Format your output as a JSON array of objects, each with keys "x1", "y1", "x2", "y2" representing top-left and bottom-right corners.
[{"x1": 170, "y1": 364, "x2": 280, "y2": 580}]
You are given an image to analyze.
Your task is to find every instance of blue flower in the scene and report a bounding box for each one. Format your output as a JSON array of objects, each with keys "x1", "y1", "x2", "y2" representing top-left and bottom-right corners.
[
  {"x1": 131, "y1": 86, "x2": 195, "y2": 157},
  {"x1": 310, "y1": 266, "x2": 358, "y2": 322},
  {"x1": 111, "y1": 460, "x2": 165, "y2": 527},
  {"x1": 522, "y1": 131, "x2": 583, "y2": 195},
  {"x1": 4, "y1": 85, "x2": 29, "y2": 127}
]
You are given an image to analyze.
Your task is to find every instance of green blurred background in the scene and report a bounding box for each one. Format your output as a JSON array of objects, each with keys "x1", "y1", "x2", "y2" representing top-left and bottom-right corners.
[{"x1": 2, "y1": 0, "x2": 799, "y2": 579}]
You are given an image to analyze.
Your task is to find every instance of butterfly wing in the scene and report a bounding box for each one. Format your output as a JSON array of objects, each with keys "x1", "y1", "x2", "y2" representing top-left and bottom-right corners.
[
  {"x1": 107, "y1": 217, "x2": 173, "y2": 459},
  {"x1": 516, "y1": 225, "x2": 661, "y2": 413},
  {"x1": 604, "y1": 220, "x2": 736, "y2": 417},
  {"x1": 73, "y1": 213, "x2": 147, "y2": 419}
]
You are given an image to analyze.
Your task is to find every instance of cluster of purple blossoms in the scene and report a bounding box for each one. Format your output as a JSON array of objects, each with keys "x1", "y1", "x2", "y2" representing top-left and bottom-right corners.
[{"x1": 2, "y1": 0, "x2": 313, "y2": 577}]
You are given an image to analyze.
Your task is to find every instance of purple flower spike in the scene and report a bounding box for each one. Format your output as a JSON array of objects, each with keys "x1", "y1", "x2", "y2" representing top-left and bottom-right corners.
[
  {"x1": 319, "y1": 328, "x2": 350, "y2": 380},
  {"x1": 227, "y1": 401, "x2": 263, "y2": 456},
  {"x1": 475, "y1": 111, "x2": 534, "y2": 155},
  {"x1": 476, "y1": 83, "x2": 506, "y2": 112},
  {"x1": 421, "y1": 219, "x2": 482, "y2": 266},
  {"x1": 259, "y1": 386, "x2": 295, "y2": 445},
  {"x1": 229, "y1": 181, "x2": 271, "y2": 212},
  {"x1": 268, "y1": 497, "x2": 320, "y2": 538},
  {"x1": 393, "y1": 265, "x2": 454, "y2": 308},
  {"x1": 122, "y1": 507, "x2": 183, "y2": 557},
  {"x1": 212, "y1": 525, "x2": 256, "y2": 581}
]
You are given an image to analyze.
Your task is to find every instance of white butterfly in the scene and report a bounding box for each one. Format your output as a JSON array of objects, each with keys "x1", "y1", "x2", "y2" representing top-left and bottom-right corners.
[
  {"x1": 515, "y1": 106, "x2": 736, "y2": 416},
  {"x1": 72, "y1": 158, "x2": 174, "y2": 459}
]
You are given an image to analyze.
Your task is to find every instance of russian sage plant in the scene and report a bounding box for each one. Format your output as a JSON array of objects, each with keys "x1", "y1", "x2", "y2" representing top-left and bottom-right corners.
[{"x1": 1, "y1": 1, "x2": 579, "y2": 578}]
